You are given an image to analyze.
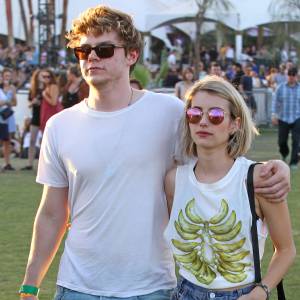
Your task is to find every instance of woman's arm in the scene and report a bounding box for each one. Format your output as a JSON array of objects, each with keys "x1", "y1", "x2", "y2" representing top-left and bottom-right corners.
[
  {"x1": 164, "y1": 167, "x2": 177, "y2": 216},
  {"x1": 241, "y1": 166, "x2": 296, "y2": 300},
  {"x1": 10, "y1": 85, "x2": 17, "y2": 106},
  {"x1": 43, "y1": 84, "x2": 59, "y2": 106},
  {"x1": 174, "y1": 82, "x2": 181, "y2": 99}
]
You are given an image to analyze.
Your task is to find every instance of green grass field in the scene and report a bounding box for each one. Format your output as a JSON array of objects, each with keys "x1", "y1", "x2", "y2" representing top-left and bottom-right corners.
[{"x1": 0, "y1": 128, "x2": 299, "y2": 300}]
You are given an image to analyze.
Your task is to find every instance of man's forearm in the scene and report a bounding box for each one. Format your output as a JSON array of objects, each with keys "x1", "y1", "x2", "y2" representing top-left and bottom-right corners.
[{"x1": 22, "y1": 210, "x2": 68, "y2": 286}]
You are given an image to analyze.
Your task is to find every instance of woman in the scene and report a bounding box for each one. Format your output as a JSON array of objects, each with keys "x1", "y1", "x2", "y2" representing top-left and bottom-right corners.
[
  {"x1": 175, "y1": 67, "x2": 195, "y2": 101},
  {"x1": 0, "y1": 68, "x2": 17, "y2": 171},
  {"x1": 21, "y1": 69, "x2": 44, "y2": 170},
  {"x1": 61, "y1": 65, "x2": 89, "y2": 109},
  {"x1": 39, "y1": 69, "x2": 61, "y2": 132},
  {"x1": 164, "y1": 76, "x2": 295, "y2": 300}
]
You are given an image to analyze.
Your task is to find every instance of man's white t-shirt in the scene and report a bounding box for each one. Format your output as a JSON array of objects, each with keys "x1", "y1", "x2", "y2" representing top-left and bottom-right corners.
[{"x1": 36, "y1": 91, "x2": 184, "y2": 297}]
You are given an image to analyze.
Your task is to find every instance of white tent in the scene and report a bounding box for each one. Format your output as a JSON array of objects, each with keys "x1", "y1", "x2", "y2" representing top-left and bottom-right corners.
[{"x1": 0, "y1": 0, "x2": 298, "y2": 59}]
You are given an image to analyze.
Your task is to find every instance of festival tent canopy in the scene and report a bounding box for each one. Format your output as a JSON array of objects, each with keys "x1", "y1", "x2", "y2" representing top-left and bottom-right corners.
[{"x1": 0, "y1": 0, "x2": 297, "y2": 42}]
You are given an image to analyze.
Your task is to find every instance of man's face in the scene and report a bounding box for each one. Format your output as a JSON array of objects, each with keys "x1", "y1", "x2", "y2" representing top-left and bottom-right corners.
[
  {"x1": 78, "y1": 31, "x2": 138, "y2": 87},
  {"x1": 287, "y1": 73, "x2": 298, "y2": 85},
  {"x1": 210, "y1": 66, "x2": 221, "y2": 76}
]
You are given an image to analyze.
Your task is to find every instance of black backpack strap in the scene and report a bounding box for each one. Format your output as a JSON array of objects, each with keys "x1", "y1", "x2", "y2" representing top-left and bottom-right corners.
[
  {"x1": 246, "y1": 163, "x2": 286, "y2": 300},
  {"x1": 246, "y1": 163, "x2": 261, "y2": 283}
]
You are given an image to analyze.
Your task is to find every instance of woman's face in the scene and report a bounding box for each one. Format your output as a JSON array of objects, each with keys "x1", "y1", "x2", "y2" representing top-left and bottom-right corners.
[
  {"x1": 3, "y1": 71, "x2": 12, "y2": 83},
  {"x1": 40, "y1": 71, "x2": 51, "y2": 84},
  {"x1": 185, "y1": 71, "x2": 194, "y2": 82},
  {"x1": 188, "y1": 91, "x2": 238, "y2": 154}
]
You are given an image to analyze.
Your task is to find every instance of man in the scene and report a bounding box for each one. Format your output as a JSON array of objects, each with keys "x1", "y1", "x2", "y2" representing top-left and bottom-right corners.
[
  {"x1": 20, "y1": 5, "x2": 290, "y2": 300},
  {"x1": 209, "y1": 62, "x2": 223, "y2": 77},
  {"x1": 272, "y1": 67, "x2": 300, "y2": 169}
]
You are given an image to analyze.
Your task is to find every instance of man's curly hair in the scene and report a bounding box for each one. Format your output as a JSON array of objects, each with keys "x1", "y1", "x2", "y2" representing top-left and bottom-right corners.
[{"x1": 66, "y1": 6, "x2": 142, "y2": 70}]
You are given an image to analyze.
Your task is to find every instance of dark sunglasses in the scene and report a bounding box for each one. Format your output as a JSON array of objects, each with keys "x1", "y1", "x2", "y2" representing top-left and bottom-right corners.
[
  {"x1": 186, "y1": 107, "x2": 226, "y2": 125},
  {"x1": 74, "y1": 44, "x2": 124, "y2": 60}
]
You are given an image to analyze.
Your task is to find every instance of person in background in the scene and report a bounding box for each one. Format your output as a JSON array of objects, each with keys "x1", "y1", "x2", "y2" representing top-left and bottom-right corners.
[
  {"x1": 273, "y1": 63, "x2": 287, "y2": 89},
  {"x1": 239, "y1": 66, "x2": 257, "y2": 119},
  {"x1": 0, "y1": 68, "x2": 17, "y2": 171},
  {"x1": 175, "y1": 67, "x2": 195, "y2": 101},
  {"x1": 21, "y1": 69, "x2": 44, "y2": 170},
  {"x1": 39, "y1": 69, "x2": 61, "y2": 133},
  {"x1": 61, "y1": 65, "x2": 89, "y2": 109},
  {"x1": 251, "y1": 71, "x2": 262, "y2": 89},
  {"x1": 272, "y1": 67, "x2": 300, "y2": 170},
  {"x1": 209, "y1": 62, "x2": 223, "y2": 78},
  {"x1": 129, "y1": 78, "x2": 143, "y2": 90},
  {"x1": 164, "y1": 75, "x2": 295, "y2": 300},
  {"x1": 198, "y1": 61, "x2": 207, "y2": 80}
]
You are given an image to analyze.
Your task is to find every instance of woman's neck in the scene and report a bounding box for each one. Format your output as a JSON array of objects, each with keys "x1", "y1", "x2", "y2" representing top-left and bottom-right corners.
[{"x1": 194, "y1": 149, "x2": 235, "y2": 184}]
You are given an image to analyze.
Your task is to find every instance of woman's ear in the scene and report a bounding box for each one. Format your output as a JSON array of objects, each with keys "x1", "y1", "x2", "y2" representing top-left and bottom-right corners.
[{"x1": 230, "y1": 117, "x2": 241, "y2": 134}]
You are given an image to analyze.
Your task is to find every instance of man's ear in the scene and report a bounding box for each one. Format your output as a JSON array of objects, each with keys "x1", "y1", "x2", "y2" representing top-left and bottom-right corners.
[{"x1": 127, "y1": 49, "x2": 139, "y2": 66}]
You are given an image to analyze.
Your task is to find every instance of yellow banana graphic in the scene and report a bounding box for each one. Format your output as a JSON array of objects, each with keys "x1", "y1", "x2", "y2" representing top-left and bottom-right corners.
[
  {"x1": 185, "y1": 198, "x2": 204, "y2": 224},
  {"x1": 172, "y1": 239, "x2": 199, "y2": 252},
  {"x1": 219, "y1": 250, "x2": 250, "y2": 262},
  {"x1": 209, "y1": 211, "x2": 236, "y2": 235},
  {"x1": 219, "y1": 260, "x2": 251, "y2": 273},
  {"x1": 178, "y1": 210, "x2": 202, "y2": 233},
  {"x1": 174, "y1": 250, "x2": 197, "y2": 264},
  {"x1": 175, "y1": 221, "x2": 198, "y2": 240},
  {"x1": 195, "y1": 262, "x2": 216, "y2": 285},
  {"x1": 191, "y1": 256, "x2": 203, "y2": 272},
  {"x1": 212, "y1": 221, "x2": 242, "y2": 242},
  {"x1": 213, "y1": 238, "x2": 246, "y2": 253},
  {"x1": 209, "y1": 199, "x2": 229, "y2": 224},
  {"x1": 205, "y1": 264, "x2": 217, "y2": 282},
  {"x1": 217, "y1": 266, "x2": 247, "y2": 283}
]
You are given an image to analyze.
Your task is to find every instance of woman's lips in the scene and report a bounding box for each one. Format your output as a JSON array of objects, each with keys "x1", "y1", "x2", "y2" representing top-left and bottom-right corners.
[{"x1": 196, "y1": 131, "x2": 213, "y2": 137}]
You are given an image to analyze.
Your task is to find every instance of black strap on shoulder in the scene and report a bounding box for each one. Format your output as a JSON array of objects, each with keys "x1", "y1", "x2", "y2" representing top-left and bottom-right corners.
[
  {"x1": 246, "y1": 163, "x2": 261, "y2": 283},
  {"x1": 246, "y1": 163, "x2": 286, "y2": 300}
]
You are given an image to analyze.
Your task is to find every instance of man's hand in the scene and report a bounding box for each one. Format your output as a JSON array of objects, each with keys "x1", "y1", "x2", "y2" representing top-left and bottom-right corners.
[{"x1": 254, "y1": 160, "x2": 290, "y2": 202}]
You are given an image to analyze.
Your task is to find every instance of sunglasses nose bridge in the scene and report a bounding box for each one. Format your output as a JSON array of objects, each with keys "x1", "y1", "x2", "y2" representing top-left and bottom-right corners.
[{"x1": 88, "y1": 47, "x2": 100, "y2": 59}]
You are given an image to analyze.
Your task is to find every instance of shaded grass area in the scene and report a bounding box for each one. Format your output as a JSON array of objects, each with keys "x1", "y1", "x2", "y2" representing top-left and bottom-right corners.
[{"x1": 0, "y1": 128, "x2": 299, "y2": 300}]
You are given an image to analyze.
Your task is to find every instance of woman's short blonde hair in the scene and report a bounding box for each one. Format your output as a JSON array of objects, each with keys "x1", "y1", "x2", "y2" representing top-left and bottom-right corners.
[
  {"x1": 182, "y1": 75, "x2": 259, "y2": 159},
  {"x1": 66, "y1": 5, "x2": 142, "y2": 71}
]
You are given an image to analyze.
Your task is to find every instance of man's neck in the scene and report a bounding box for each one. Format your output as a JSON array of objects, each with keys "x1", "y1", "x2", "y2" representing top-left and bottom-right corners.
[{"x1": 87, "y1": 83, "x2": 133, "y2": 112}]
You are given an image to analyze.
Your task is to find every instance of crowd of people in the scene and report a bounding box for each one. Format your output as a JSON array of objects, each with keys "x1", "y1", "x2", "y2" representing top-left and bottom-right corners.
[{"x1": 0, "y1": 64, "x2": 89, "y2": 171}]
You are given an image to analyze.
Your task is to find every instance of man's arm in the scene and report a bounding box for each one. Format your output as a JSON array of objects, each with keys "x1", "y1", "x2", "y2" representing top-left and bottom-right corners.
[
  {"x1": 254, "y1": 160, "x2": 290, "y2": 202},
  {"x1": 20, "y1": 186, "x2": 69, "y2": 300}
]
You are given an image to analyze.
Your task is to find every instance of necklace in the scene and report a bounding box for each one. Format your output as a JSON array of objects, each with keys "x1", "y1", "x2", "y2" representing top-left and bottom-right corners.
[{"x1": 128, "y1": 87, "x2": 134, "y2": 107}]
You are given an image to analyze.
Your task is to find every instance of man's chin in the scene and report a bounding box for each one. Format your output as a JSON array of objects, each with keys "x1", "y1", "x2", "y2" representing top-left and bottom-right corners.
[{"x1": 86, "y1": 77, "x2": 107, "y2": 86}]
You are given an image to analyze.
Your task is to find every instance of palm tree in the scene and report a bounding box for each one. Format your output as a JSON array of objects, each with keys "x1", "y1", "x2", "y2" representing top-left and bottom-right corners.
[
  {"x1": 269, "y1": 0, "x2": 300, "y2": 54},
  {"x1": 193, "y1": 0, "x2": 232, "y2": 78},
  {"x1": 27, "y1": 0, "x2": 34, "y2": 46},
  {"x1": 59, "y1": 0, "x2": 68, "y2": 48},
  {"x1": 269, "y1": 0, "x2": 300, "y2": 15},
  {"x1": 18, "y1": 0, "x2": 29, "y2": 43},
  {"x1": 5, "y1": 0, "x2": 14, "y2": 47}
]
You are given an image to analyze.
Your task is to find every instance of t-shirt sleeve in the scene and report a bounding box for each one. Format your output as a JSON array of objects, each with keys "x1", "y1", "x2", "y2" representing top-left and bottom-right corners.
[{"x1": 36, "y1": 122, "x2": 68, "y2": 187}]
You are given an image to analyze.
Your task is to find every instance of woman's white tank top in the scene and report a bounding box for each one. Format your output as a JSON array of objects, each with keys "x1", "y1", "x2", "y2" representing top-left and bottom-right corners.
[{"x1": 164, "y1": 157, "x2": 268, "y2": 289}]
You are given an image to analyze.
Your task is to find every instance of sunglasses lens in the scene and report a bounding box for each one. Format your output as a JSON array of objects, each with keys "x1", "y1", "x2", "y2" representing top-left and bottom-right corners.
[
  {"x1": 208, "y1": 108, "x2": 225, "y2": 125},
  {"x1": 186, "y1": 108, "x2": 202, "y2": 124},
  {"x1": 74, "y1": 46, "x2": 91, "y2": 60},
  {"x1": 96, "y1": 45, "x2": 115, "y2": 58}
]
